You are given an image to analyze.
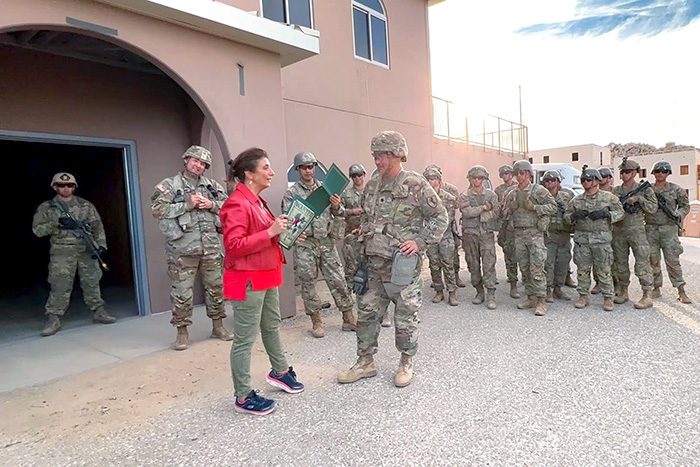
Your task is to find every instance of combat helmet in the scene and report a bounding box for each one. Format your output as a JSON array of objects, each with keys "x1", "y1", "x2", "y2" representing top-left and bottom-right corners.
[
  {"x1": 423, "y1": 166, "x2": 442, "y2": 180},
  {"x1": 293, "y1": 152, "x2": 318, "y2": 169},
  {"x1": 498, "y1": 165, "x2": 514, "y2": 176},
  {"x1": 580, "y1": 164, "x2": 602, "y2": 181},
  {"x1": 512, "y1": 160, "x2": 533, "y2": 173},
  {"x1": 651, "y1": 160, "x2": 672, "y2": 174},
  {"x1": 598, "y1": 167, "x2": 614, "y2": 178},
  {"x1": 541, "y1": 170, "x2": 562, "y2": 182},
  {"x1": 371, "y1": 131, "x2": 408, "y2": 162},
  {"x1": 349, "y1": 164, "x2": 366, "y2": 177},
  {"x1": 51, "y1": 172, "x2": 78, "y2": 188},
  {"x1": 182, "y1": 145, "x2": 213, "y2": 167},
  {"x1": 618, "y1": 156, "x2": 640, "y2": 172},
  {"x1": 425, "y1": 164, "x2": 443, "y2": 176},
  {"x1": 467, "y1": 165, "x2": 490, "y2": 179}
]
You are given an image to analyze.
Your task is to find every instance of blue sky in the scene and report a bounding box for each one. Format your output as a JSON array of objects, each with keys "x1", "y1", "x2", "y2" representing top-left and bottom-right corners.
[{"x1": 429, "y1": 0, "x2": 700, "y2": 150}]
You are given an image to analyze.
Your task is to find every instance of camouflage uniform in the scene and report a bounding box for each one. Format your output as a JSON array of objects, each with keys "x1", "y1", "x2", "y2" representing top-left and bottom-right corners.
[
  {"x1": 341, "y1": 184, "x2": 363, "y2": 290},
  {"x1": 495, "y1": 180, "x2": 519, "y2": 285},
  {"x1": 565, "y1": 190, "x2": 625, "y2": 298},
  {"x1": 502, "y1": 182, "x2": 558, "y2": 300},
  {"x1": 32, "y1": 196, "x2": 107, "y2": 316},
  {"x1": 458, "y1": 187, "x2": 499, "y2": 292},
  {"x1": 441, "y1": 180, "x2": 463, "y2": 274},
  {"x1": 282, "y1": 180, "x2": 354, "y2": 316},
  {"x1": 151, "y1": 171, "x2": 227, "y2": 327},
  {"x1": 545, "y1": 187, "x2": 576, "y2": 289},
  {"x1": 611, "y1": 181, "x2": 657, "y2": 292},
  {"x1": 645, "y1": 181, "x2": 689, "y2": 288},
  {"x1": 427, "y1": 187, "x2": 458, "y2": 293}
]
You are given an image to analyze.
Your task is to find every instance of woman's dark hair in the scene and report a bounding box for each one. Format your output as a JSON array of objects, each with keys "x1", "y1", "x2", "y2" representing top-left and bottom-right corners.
[{"x1": 228, "y1": 147, "x2": 268, "y2": 183}]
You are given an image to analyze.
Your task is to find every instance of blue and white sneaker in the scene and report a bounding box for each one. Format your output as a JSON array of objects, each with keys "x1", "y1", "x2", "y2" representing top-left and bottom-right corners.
[
  {"x1": 234, "y1": 390, "x2": 277, "y2": 416},
  {"x1": 266, "y1": 366, "x2": 305, "y2": 394}
]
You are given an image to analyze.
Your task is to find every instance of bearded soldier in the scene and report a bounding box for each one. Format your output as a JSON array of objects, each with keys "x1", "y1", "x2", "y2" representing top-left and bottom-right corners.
[
  {"x1": 494, "y1": 165, "x2": 520, "y2": 299},
  {"x1": 151, "y1": 145, "x2": 233, "y2": 350},
  {"x1": 338, "y1": 131, "x2": 447, "y2": 388}
]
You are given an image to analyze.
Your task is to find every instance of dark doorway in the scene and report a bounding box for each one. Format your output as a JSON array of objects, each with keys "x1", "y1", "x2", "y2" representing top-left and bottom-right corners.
[{"x1": 0, "y1": 139, "x2": 138, "y2": 344}]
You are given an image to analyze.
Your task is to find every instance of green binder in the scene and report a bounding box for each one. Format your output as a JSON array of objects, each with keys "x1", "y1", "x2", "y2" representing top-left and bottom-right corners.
[{"x1": 304, "y1": 163, "x2": 350, "y2": 216}]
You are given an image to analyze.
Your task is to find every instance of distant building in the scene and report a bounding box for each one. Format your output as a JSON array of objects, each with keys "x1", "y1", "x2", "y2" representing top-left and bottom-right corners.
[
  {"x1": 630, "y1": 149, "x2": 700, "y2": 201},
  {"x1": 528, "y1": 143, "x2": 612, "y2": 172}
]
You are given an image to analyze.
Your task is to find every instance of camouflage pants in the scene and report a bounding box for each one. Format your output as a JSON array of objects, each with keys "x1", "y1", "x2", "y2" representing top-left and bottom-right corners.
[
  {"x1": 45, "y1": 245, "x2": 105, "y2": 316},
  {"x1": 574, "y1": 242, "x2": 614, "y2": 298},
  {"x1": 294, "y1": 236, "x2": 354, "y2": 315},
  {"x1": 612, "y1": 229, "x2": 653, "y2": 290},
  {"x1": 498, "y1": 226, "x2": 519, "y2": 284},
  {"x1": 645, "y1": 224, "x2": 686, "y2": 288},
  {"x1": 342, "y1": 233, "x2": 362, "y2": 290},
  {"x1": 462, "y1": 232, "x2": 497, "y2": 290},
  {"x1": 356, "y1": 255, "x2": 420, "y2": 357},
  {"x1": 545, "y1": 232, "x2": 572, "y2": 288},
  {"x1": 167, "y1": 252, "x2": 226, "y2": 327},
  {"x1": 427, "y1": 235, "x2": 457, "y2": 292},
  {"x1": 514, "y1": 228, "x2": 547, "y2": 298},
  {"x1": 452, "y1": 232, "x2": 462, "y2": 272}
]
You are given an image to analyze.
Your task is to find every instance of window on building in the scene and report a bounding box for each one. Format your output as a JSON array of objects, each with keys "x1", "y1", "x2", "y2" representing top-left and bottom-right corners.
[
  {"x1": 685, "y1": 189, "x2": 689, "y2": 196},
  {"x1": 697, "y1": 165, "x2": 700, "y2": 181},
  {"x1": 600, "y1": 151, "x2": 603, "y2": 166},
  {"x1": 353, "y1": 0, "x2": 388, "y2": 66},
  {"x1": 543, "y1": 155, "x2": 550, "y2": 163},
  {"x1": 528, "y1": 157, "x2": 533, "y2": 163},
  {"x1": 640, "y1": 169, "x2": 647, "y2": 178},
  {"x1": 262, "y1": 0, "x2": 313, "y2": 28},
  {"x1": 680, "y1": 165, "x2": 689, "y2": 175},
  {"x1": 572, "y1": 152, "x2": 579, "y2": 162}
]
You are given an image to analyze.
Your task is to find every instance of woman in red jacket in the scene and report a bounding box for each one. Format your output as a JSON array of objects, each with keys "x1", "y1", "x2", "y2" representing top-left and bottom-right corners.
[{"x1": 221, "y1": 147, "x2": 304, "y2": 416}]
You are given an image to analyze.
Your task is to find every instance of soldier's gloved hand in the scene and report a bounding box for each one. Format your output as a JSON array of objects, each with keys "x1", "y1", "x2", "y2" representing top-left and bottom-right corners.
[
  {"x1": 58, "y1": 217, "x2": 80, "y2": 230},
  {"x1": 525, "y1": 199, "x2": 537, "y2": 211},
  {"x1": 98, "y1": 246, "x2": 107, "y2": 255},
  {"x1": 573, "y1": 210, "x2": 590, "y2": 220},
  {"x1": 588, "y1": 210, "x2": 611, "y2": 220}
]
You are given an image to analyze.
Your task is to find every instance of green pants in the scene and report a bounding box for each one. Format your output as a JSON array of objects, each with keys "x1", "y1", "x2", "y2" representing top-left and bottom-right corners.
[
  {"x1": 230, "y1": 287, "x2": 288, "y2": 398},
  {"x1": 46, "y1": 245, "x2": 105, "y2": 316}
]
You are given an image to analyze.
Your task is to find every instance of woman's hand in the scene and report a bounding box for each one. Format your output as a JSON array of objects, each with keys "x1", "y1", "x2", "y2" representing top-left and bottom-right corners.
[{"x1": 268, "y1": 215, "x2": 289, "y2": 238}]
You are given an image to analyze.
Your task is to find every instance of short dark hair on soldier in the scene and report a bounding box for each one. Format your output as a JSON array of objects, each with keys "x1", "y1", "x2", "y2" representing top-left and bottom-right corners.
[{"x1": 229, "y1": 147, "x2": 268, "y2": 183}]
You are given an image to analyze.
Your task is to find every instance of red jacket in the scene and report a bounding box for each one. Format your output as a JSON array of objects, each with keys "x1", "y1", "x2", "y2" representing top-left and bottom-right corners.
[{"x1": 220, "y1": 183, "x2": 286, "y2": 272}]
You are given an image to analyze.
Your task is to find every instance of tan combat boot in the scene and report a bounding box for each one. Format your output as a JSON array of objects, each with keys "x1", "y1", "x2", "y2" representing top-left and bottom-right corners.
[
  {"x1": 455, "y1": 274, "x2": 467, "y2": 288},
  {"x1": 394, "y1": 354, "x2": 414, "y2": 388},
  {"x1": 651, "y1": 287, "x2": 661, "y2": 299},
  {"x1": 93, "y1": 307, "x2": 117, "y2": 324},
  {"x1": 40, "y1": 315, "x2": 62, "y2": 337},
  {"x1": 472, "y1": 287, "x2": 485, "y2": 305},
  {"x1": 211, "y1": 318, "x2": 234, "y2": 340},
  {"x1": 678, "y1": 285, "x2": 692, "y2": 304},
  {"x1": 381, "y1": 311, "x2": 392, "y2": 327},
  {"x1": 510, "y1": 282, "x2": 521, "y2": 299},
  {"x1": 342, "y1": 310, "x2": 357, "y2": 332},
  {"x1": 432, "y1": 290, "x2": 444, "y2": 303},
  {"x1": 590, "y1": 283, "x2": 602, "y2": 295},
  {"x1": 310, "y1": 314, "x2": 325, "y2": 338},
  {"x1": 603, "y1": 297, "x2": 614, "y2": 311},
  {"x1": 534, "y1": 298, "x2": 547, "y2": 316},
  {"x1": 337, "y1": 355, "x2": 377, "y2": 383},
  {"x1": 174, "y1": 326, "x2": 189, "y2": 351},
  {"x1": 553, "y1": 286, "x2": 571, "y2": 301},
  {"x1": 564, "y1": 272, "x2": 577, "y2": 288},
  {"x1": 545, "y1": 287, "x2": 554, "y2": 303},
  {"x1": 486, "y1": 289, "x2": 497, "y2": 310},
  {"x1": 517, "y1": 296, "x2": 537, "y2": 309},
  {"x1": 574, "y1": 294, "x2": 589, "y2": 309},
  {"x1": 634, "y1": 290, "x2": 654, "y2": 309},
  {"x1": 448, "y1": 291, "x2": 459, "y2": 307},
  {"x1": 614, "y1": 285, "x2": 629, "y2": 304}
]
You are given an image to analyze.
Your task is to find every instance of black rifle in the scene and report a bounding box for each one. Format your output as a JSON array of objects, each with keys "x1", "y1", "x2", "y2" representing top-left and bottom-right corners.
[
  {"x1": 55, "y1": 201, "x2": 109, "y2": 272},
  {"x1": 352, "y1": 256, "x2": 369, "y2": 295},
  {"x1": 657, "y1": 194, "x2": 684, "y2": 231},
  {"x1": 618, "y1": 180, "x2": 652, "y2": 214}
]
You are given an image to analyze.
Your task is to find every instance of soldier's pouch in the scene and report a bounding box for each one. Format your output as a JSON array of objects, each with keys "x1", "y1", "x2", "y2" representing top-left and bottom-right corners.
[
  {"x1": 177, "y1": 212, "x2": 192, "y2": 231},
  {"x1": 159, "y1": 219, "x2": 184, "y2": 241},
  {"x1": 390, "y1": 252, "x2": 418, "y2": 286}
]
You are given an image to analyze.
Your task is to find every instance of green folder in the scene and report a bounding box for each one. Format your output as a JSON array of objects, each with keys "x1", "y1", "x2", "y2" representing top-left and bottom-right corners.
[{"x1": 305, "y1": 163, "x2": 350, "y2": 216}]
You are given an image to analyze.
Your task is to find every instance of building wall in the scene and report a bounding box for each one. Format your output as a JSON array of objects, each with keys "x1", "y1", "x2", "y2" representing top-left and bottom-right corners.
[{"x1": 528, "y1": 144, "x2": 615, "y2": 183}]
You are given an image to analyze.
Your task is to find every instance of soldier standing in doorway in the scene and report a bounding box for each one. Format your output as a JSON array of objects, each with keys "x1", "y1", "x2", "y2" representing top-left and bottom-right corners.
[
  {"x1": 32, "y1": 173, "x2": 116, "y2": 336},
  {"x1": 494, "y1": 165, "x2": 520, "y2": 299},
  {"x1": 645, "y1": 161, "x2": 692, "y2": 303},
  {"x1": 151, "y1": 145, "x2": 233, "y2": 350},
  {"x1": 282, "y1": 152, "x2": 357, "y2": 338}
]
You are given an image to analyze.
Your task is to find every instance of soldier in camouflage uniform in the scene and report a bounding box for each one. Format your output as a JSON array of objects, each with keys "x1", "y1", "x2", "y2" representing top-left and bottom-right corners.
[
  {"x1": 590, "y1": 167, "x2": 614, "y2": 294},
  {"x1": 423, "y1": 167, "x2": 459, "y2": 306},
  {"x1": 282, "y1": 152, "x2": 356, "y2": 338},
  {"x1": 501, "y1": 160, "x2": 558, "y2": 316},
  {"x1": 341, "y1": 164, "x2": 366, "y2": 291},
  {"x1": 494, "y1": 165, "x2": 521, "y2": 299},
  {"x1": 151, "y1": 145, "x2": 233, "y2": 350},
  {"x1": 458, "y1": 165, "x2": 500, "y2": 309},
  {"x1": 611, "y1": 158, "x2": 657, "y2": 309},
  {"x1": 541, "y1": 170, "x2": 575, "y2": 303},
  {"x1": 32, "y1": 173, "x2": 116, "y2": 336},
  {"x1": 425, "y1": 164, "x2": 466, "y2": 288},
  {"x1": 565, "y1": 167, "x2": 625, "y2": 311},
  {"x1": 338, "y1": 131, "x2": 447, "y2": 388},
  {"x1": 645, "y1": 161, "x2": 692, "y2": 303}
]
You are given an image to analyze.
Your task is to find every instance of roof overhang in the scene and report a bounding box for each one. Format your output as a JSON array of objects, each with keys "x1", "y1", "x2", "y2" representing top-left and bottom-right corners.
[{"x1": 93, "y1": 0, "x2": 320, "y2": 66}]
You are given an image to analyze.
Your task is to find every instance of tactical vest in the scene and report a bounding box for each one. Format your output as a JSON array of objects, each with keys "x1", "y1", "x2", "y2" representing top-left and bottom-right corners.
[{"x1": 512, "y1": 188, "x2": 538, "y2": 229}]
